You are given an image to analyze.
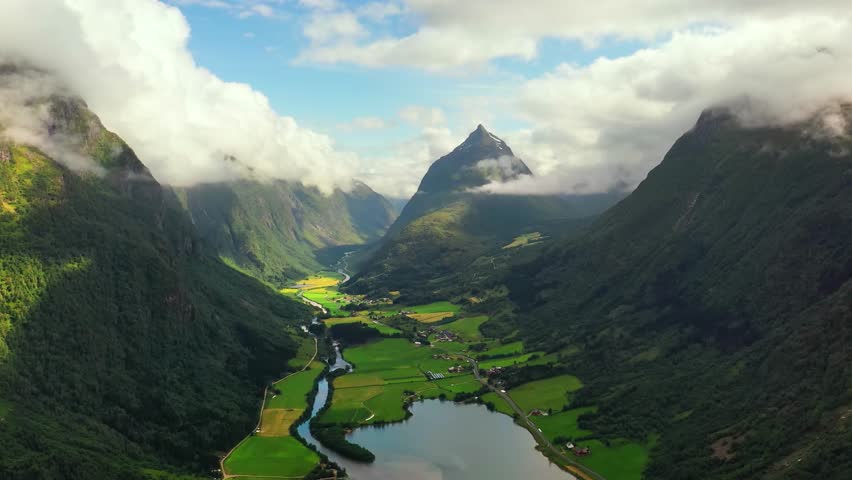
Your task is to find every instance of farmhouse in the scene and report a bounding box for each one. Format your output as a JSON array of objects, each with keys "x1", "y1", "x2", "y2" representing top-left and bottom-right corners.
[{"x1": 529, "y1": 409, "x2": 549, "y2": 417}]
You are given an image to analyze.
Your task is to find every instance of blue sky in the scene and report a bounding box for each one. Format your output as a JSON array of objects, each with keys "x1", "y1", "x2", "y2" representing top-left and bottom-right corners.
[{"x1": 172, "y1": 1, "x2": 645, "y2": 156}]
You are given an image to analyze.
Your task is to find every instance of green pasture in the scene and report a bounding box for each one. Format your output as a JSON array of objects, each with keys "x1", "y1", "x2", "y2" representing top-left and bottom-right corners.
[
  {"x1": 507, "y1": 374, "x2": 583, "y2": 413},
  {"x1": 476, "y1": 340, "x2": 524, "y2": 358},
  {"x1": 442, "y1": 315, "x2": 488, "y2": 340},
  {"x1": 266, "y1": 361, "x2": 324, "y2": 409},
  {"x1": 223, "y1": 436, "x2": 319, "y2": 478},
  {"x1": 532, "y1": 406, "x2": 597, "y2": 441}
]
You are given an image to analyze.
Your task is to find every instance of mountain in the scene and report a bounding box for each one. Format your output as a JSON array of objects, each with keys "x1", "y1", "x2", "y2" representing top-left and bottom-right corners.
[
  {"x1": 175, "y1": 179, "x2": 396, "y2": 285},
  {"x1": 489, "y1": 107, "x2": 852, "y2": 479},
  {"x1": 0, "y1": 71, "x2": 310, "y2": 480},
  {"x1": 347, "y1": 125, "x2": 624, "y2": 298},
  {"x1": 416, "y1": 124, "x2": 532, "y2": 193}
]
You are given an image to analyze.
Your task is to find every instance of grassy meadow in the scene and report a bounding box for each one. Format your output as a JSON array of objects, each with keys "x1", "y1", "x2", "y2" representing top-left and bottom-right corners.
[
  {"x1": 442, "y1": 315, "x2": 489, "y2": 340},
  {"x1": 223, "y1": 436, "x2": 319, "y2": 477},
  {"x1": 224, "y1": 347, "x2": 323, "y2": 478},
  {"x1": 508, "y1": 374, "x2": 583, "y2": 413}
]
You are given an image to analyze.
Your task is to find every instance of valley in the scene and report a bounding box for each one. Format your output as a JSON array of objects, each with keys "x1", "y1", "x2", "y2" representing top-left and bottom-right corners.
[{"x1": 230, "y1": 270, "x2": 652, "y2": 480}]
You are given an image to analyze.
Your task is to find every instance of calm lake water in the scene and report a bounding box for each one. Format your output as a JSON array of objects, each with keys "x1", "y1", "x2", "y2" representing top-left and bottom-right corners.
[{"x1": 297, "y1": 377, "x2": 572, "y2": 480}]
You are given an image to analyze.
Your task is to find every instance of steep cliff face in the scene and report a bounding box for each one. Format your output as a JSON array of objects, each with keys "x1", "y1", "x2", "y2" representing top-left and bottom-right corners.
[{"x1": 0, "y1": 72, "x2": 309, "y2": 480}]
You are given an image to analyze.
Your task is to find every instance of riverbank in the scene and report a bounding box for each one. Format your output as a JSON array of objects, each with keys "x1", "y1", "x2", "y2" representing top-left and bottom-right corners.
[{"x1": 220, "y1": 337, "x2": 323, "y2": 479}]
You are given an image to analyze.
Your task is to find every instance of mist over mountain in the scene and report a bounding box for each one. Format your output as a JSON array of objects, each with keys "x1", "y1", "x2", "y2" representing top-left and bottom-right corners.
[{"x1": 347, "y1": 125, "x2": 624, "y2": 296}]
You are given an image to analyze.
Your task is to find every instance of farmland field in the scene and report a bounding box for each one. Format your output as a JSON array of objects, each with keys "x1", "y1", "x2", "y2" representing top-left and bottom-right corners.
[
  {"x1": 532, "y1": 406, "x2": 597, "y2": 441},
  {"x1": 476, "y1": 340, "x2": 524, "y2": 358},
  {"x1": 259, "y1": 408, "x2": 303, "y2": 436},
  {"x1": 481, "y1": 392, "x2": 514, "y2": 416},
  {"x1": 320, "y1": 338, "x2": 474, "y2": 425},
  {"x1": 478, "y1": 352, "x2": 542, "y2": 370},
  {"x1": 409, "y1": 311, "x2": 456, "y2": 323},
  {"x1": 575, "y1": 438, "x2": 652, "y2": 480},
  {"x1": 224, "y1": 343, "x2": 322, "y2": 478},
  {"x1": 267, "y1": 361, "x2": 324, "y2": 409},
  {"x1": 443, "y1": 315, "x2": 488, "y2": 340},
  {"x1": 223, "y1": 436, "x2": 319, "y2": 477},
  {"x1": 406, "y1": 301, "x2": 460, "y2": 314},
  {"x1": 507, "y1": 374, "x2": 583, "y2": 413}
]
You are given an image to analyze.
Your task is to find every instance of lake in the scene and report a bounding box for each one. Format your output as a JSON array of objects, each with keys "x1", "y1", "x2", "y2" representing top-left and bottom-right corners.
[{"x1": 297, "y1": 377, "x2": 572, "y2": 480}]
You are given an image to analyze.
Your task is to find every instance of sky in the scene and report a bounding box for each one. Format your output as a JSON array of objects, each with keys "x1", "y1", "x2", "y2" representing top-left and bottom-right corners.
[{"x1": 2, "y1": 1, "x2": 852, "y2": 198}]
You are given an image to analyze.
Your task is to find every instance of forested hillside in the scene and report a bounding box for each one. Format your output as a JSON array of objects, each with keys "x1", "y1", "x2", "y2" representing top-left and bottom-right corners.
[
  {"x1": 491, "y1": 108, "x2": 852, "y2": 479},
  {"x1": 176, "y1": 179, "x2": 396, "y2": 285},
  {"x1": 0, "y1": 83, "x2": 310, "y2": 479}
]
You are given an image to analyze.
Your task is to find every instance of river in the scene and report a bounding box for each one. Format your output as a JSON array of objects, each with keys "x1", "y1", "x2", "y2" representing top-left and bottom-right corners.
[{"x1": 296, "y1": 345, "x2": 571, "y2": 480}]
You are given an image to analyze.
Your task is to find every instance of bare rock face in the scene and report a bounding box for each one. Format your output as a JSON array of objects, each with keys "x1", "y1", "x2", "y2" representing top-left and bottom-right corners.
[{"x1": 416, "y1": 124, "x2": 533, "y2": 193}]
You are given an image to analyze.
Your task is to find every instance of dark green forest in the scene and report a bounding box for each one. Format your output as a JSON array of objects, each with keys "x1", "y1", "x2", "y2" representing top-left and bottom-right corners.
[{"x1": 0, "y1": 97, "x2": 311, "y2": 479}]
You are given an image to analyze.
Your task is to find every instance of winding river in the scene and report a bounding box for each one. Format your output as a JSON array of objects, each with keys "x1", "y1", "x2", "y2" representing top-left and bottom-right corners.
[{"x1": 296, "y1": 345, "x2": 570, "y2": 480}]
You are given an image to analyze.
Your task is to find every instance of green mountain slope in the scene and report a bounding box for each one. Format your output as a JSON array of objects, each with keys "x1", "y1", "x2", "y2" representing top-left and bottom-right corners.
[
  {"x1": 175, "y1": 179, "x2": 396, "y2": 285},
  {"x1": 499, "y1": 108, "x2": 852, "y2": 479},
  {"x1": 0, "y1": 84, "x2": 310, "y2": 479},
  {"x1": 347, "y1": 125, "x2": 623, "y2": 297}
]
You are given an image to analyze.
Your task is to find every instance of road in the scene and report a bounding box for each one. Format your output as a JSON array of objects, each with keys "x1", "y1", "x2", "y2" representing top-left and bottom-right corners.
[{"x1": 464, "y1": 355, "x2": 607, "y2": 480}]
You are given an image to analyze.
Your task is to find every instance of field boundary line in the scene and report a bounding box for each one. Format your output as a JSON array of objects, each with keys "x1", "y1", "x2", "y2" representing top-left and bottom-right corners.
[{"x1": 221, "y1": 336, "x2": 318, "y2": 478}]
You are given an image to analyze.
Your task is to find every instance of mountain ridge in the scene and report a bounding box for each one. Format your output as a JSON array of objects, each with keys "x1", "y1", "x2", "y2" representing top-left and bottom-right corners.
[{"x1": 0, "y1": 77, "x2": 311, "y2": 480}]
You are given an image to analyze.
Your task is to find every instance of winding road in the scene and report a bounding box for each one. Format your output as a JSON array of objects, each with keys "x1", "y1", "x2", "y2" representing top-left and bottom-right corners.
[{"x1": 464, "y1": 355, "x2": 606, "y2": 480}]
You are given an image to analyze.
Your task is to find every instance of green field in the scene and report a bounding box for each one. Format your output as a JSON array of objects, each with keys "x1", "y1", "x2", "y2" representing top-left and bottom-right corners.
[
  {"x1": 532, "y1": 406, "x2": 596, "y2": 441},
  {"x1": 320, "y1": 338, "x2": 473, "y2": 425},
  {"x1": 303, "y1": 287, "x2": 348, "y2": 316},
  {"x1": 574, "y1": 438, "x2": 652, "y2": 480},
  {"x1": 507, "y1": 374, "x2": 583, "y2": 413},
  {"x1": 443, "y1": 315, "x2": 488, "y2": 340},
  {"x1": 476, "y1": 340, "x2": 524, "y2": 358},
  {"x1": 267, "y1": 361, "x2": 325, "y2": 409},
  {"x1": 481, "y1": 392, "x2": 514, "y2": 416},
  {"x1": 478, "y1": 352, "x2": 541, "y2": 369},
  {"x1": 223, "y1": 436, "x2": 319, "y2": 477},
  {"x1": 224, "y1": 348, "x2": 322, "y2": 477},
  {"x1": 406, "y1": 301, "x2": 461, "y2": 314}
]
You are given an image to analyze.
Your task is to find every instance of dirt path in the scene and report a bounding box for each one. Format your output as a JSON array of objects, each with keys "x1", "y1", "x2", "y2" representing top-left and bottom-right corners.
[
  {"x1": 220, "y1": 336, "x2": 319, "y2": 479},
  {"x1": 464, "y1": 355, "x2": 606, "y2": 480}
]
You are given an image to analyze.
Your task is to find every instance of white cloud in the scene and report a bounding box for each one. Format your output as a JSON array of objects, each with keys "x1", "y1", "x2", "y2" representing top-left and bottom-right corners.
[
  {"x1": 303, "y1": 11, "x2": 367, "y2": 44},
  {"x1": 299, "y1": 0, "x2": 338, "y2": 11},
  {"x1": 0, "y1": 0, "x2": 356, "y2": 192},
  {"x1": 243, "y1": 31, "x2": 255, "y2": 38},
  {"x1": 356, "y1": 126, "x2": 456, "y2": 198},
  {"x1": 297, "y1": 0, "x2": 852, "y2": 70},
  {"x1": 338, "y1": 116, "x2": 387, "y2": 132},
  {"x1": 398, "y1": 106, "x2": 445, "y2": 128},
  {"x1": 358, "y1": 2, "x2": 402, "y2": 22},
  {"x1": 489, "y1": 16, "x2": 852, "y2": 194}
]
